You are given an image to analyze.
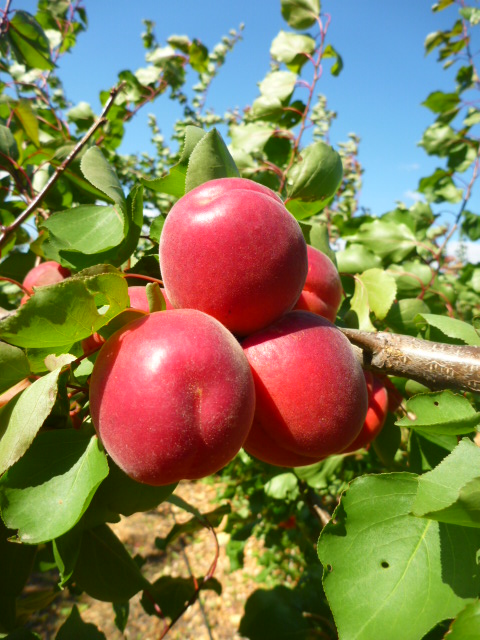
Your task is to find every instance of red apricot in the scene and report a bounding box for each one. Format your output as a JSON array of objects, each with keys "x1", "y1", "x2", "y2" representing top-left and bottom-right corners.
[
  {"x1": 241, "y1": 311, "x2": 368, "y2": 467},
  {"x1": 89, "y1": 309, "x2": 256, "y2": 485},
  {"x1": 22, "y1": 260, "x2": 70, "y2": 293},
  {"x1": 293, "y1": 245, "x2": 343, "y2": 323},
  {"x1": 159, "y1": 177, "x2": 308, "y2": 336},
  {"x1": 342, "y1": 372, "x2": 389, "y2": 453}
]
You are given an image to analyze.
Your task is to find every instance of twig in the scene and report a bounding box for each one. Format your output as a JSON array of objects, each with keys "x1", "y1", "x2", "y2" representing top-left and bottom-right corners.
[
  {"x1": 0, "y1": 81, "x2": 126, "y2": 250},
  {"x1": 158, "y1": 503, "x2": 217, "y2": 640},
  {"x1": 342, "y1": 327, "x2": 480, "y2": 393}
]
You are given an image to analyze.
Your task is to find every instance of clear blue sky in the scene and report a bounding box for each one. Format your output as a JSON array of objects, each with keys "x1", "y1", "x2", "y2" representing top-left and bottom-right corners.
[{"x1": 13, "y1": 1, "x2": 480, "y2": 219}]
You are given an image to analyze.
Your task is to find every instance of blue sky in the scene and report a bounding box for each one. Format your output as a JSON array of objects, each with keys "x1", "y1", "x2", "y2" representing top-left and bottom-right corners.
[{"x1": 14, "y1": 1, "x2": 480, "y2": 221}]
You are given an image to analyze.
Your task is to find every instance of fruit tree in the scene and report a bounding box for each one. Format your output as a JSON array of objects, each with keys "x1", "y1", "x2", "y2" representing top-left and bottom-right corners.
[{"x1": 0, "y1": 1, "x2": 479, "y2": 639}]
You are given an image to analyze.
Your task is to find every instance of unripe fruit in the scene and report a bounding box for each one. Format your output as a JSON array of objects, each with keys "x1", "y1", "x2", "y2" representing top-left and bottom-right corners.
[
  {"x1": 89, "y1": 309, "x2": 256, "y2": 485},
  {"x1": 342, "y1": 372, "x2": 389, "y2": 453},
  {"x1": 293, "y1": 245, "x2": 343, "y2": 323},
  {"x1": 241, "y1": 311, "x2": 368, "y2": 467},
  {"x1": 22, "y1": 260, "x2": 70, "y2": 293},
  {"x1": 159, "y1": 178, "x2": 308, "y2": 336}
]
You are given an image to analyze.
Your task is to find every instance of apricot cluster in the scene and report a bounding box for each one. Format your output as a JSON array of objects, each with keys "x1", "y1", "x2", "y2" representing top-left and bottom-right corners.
[{"x1": 88, "y1": 178, "x2": 382, "y2": 486}]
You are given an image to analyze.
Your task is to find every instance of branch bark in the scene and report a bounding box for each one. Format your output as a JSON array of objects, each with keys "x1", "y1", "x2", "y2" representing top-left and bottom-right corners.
[{"x1": 342, "y1": 328, "x2": 480, "y2": 394}]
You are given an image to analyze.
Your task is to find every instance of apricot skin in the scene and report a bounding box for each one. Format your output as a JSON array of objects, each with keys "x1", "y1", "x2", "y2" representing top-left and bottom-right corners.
[
  {"x1": 159, "y1": 178, "x2": 308, "y2": 336},
  {"x1": 241, "y1": 311, "x2": 368, "y2": 467},
  {"x1": 89, "y1": 309, "x2": 256, "y2": 486},
  {"x1": 342, "y1": 372, "x2": 389, "y2": 453},
  {"x1": 293, "y1": 245, "x2": 343, "y2": 323},
  {"x1": 22, "y1": 261, "x2": 70, "y2": 293}
]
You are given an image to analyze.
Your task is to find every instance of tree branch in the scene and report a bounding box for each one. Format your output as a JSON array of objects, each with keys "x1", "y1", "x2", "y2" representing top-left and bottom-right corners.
[
  {"x1": 0, "y1": 81, "x2": 126, "y2": 251},
  {"x1": 342, "y1": 328, "x2": 480, "y2": 394}
]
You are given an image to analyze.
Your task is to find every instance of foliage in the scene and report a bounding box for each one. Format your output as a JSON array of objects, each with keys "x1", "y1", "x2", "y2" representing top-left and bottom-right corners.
[{"x1": 0, "y1": 0, "x2": 478, "y2": 638}]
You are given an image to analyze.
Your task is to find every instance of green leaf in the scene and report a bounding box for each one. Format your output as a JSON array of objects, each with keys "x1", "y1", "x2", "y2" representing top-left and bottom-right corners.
[
  {"x1": 90, "y1": 459, "x2": 176, "y2": 521},
  {"x1": 71, "y1": 524, "x2": 148, "y2": 602},
  {"x1": 299, "y1": 220, "x2": 336, "y2": 264},
  {"x1": 80, "y1": 146, "x2": 125, "y2": 208},
  {"x1": 270, "y1": 31, "x2": 316, "y2": 73},
  {"x1": 259, "y1": 71, "x2": 297, "y2": 102},
  {"x1": 149, "y1": 214, "x2": 165, "y2": 244},
  {"x1": 0, "y1": 430, "x2": 108, "y2": 544},
  {"x1": 0, "y1": 270, "x2": 128, "y2": 348},
  {"x1": 42, "y1": 204, "x2": 126, "y2": 255},
  {"x1": 189, "y1": 39, "x2": 209, "y2": 73},
  {"x1": 294, "y1": 455, "x2": 344, "y2": 490},
  {"x1": 412, "y1": 439, "x2": 480, "y2": 527},
  {"x1": 286, "y1": 141, "x2": 343, "y2": 202},
  {"x1": 264, "y1": 473, "x2": 299, "y2": 500},
  {"x1": 416, "y1": 313, "x2": 480, "y2": 346},
  {"x1": 13, "y1": 100, "x2": 39, "y2": 147},
  {"x1": 385, "y1": 298, "x2": 431, "y2": 335},
  {"x1": 141, "y1": 125, "x2": 206, "y2": 197},
  {"x1": 447, "y1": 601, "x2": 480, "y2": 639},
  {"x1": 419, "y1": 123, "x2": 457, "y2": 155},
  {"x1": 462, "y1": 211, "x2": 480, "y2": 241},
  {"x1": 281, "y1": 0, "x2": 320, "y2": 29},
  {"x1": 357, "y1": 268, "x2": 397, "y2": 320},
  {"x1": 185, "y1": 128, "x2": 240, "y2": 192},
  {"x1": 230, "y1": 122, "x2": 275, "y2": 154},
  {"x1": 0, "y1": 368, "x2": 61, "y2": 475},
  {"x1": 459, "y1": 7, "x2": 480, "y2": 25},
  {"x1": 0, "y1": 342, "x2": 30, "y2": 395},
  {"x1": 396, "y1": 391, "x2": 480, "y2": 436},
  {"x1": 318, "y1": 473, "x2": 480, "y2": 640},
  {"x1": 422, "y1": 91, "x2": 459, "y2": 113},
  {"x1": 418, "y1": 169, "x2": 463, "y2": 203},
  {"x1": 348, "y1": 276, "x2": 376, "y2": 331},
  {"x1": 286, "y1": 199, "x2": 323, "y2": 220},
  {"x1": 447, "y1": 142, "x2": 478, "y2": 173},
  {"x1": 323, "y1": 44, "x2": 343, "y2": 76},
  {"x1": 336, "y1": 245, "x2": 382, "y2": 274},
  {"x1": 0, "y1": 125, "x2": 19, "y2": 172},
  {"x1": 348, "y1": 220, "x2": 417, "y2": 262},
  {"x1": 8, "y1": 11, "x2": 54, "y2": 71},
  {"x1": 52, "y1": 526, "x2": 82, "y2": 588},
  {"x1": 56, "y1": 605, "x2": 107, "y2": 640}
]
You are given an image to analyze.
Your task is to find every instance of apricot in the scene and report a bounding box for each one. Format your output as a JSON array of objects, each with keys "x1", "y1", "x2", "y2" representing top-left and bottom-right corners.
[
  {"x1": 241, "y1": 311, "x2": 368, "y2": 467},
  {"x1": 293, "y1": 245, "x2": 343, "y2": 323},
  {"x1": 22, "y1": 260, "x2": 70, "y2": 293},
  {"x1": 89, "y1": 309, "x2": 256, "y2": 485},
  {"x1": 159, "y1": 178, "x2": 308, "y2": 336},
  {"x1": 342, "y1": 372, "x2": 389, "y2": 453}
]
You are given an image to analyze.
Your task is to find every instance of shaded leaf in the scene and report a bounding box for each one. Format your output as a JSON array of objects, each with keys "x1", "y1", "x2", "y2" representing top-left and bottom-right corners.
[
  {"x1": 9, "y1": 11, "x2": 54, "y2": 71},
  {"x1": 71, "y1": 524, "x2": 148, "y2": 602},
  {"x1": 0, "y1": 342, "x2": 30, "y2": 395},
  {"x1": 56, "y1": 604, "x2": 107, "y2": 640},
  {"x1": 0, "y1": 430, "x2": 108, "y2": 544},
  {"x1": 416, "y1": 313, "x2": 480, "y2": 346},
  {"x1": 0, "y1": 368, "x2": 60, "y2": 475}
]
